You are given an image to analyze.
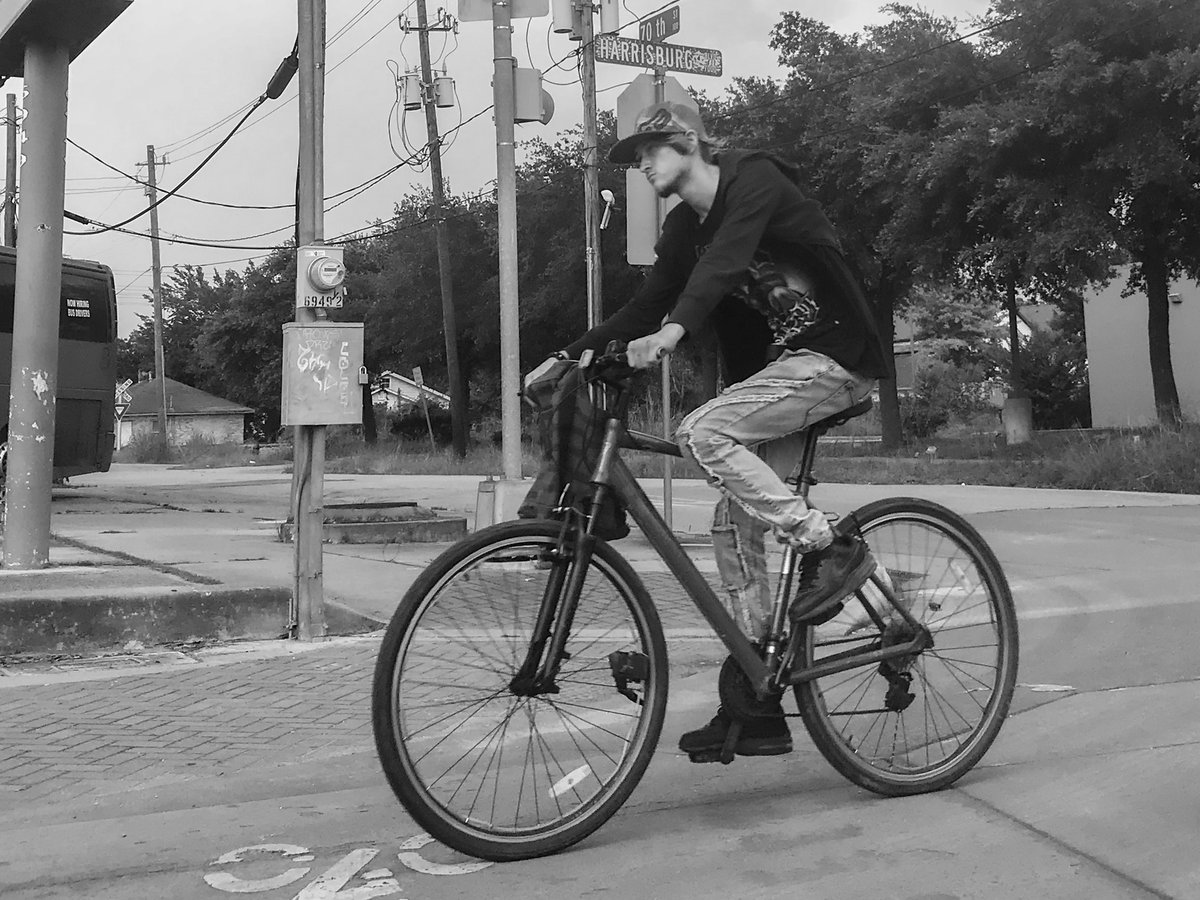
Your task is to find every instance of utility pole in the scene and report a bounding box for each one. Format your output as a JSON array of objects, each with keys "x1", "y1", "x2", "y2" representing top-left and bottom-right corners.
[
  {"x1": 412, "y1": 1, "x2": 467, "y2": 457},
  {"x1": 579, "y1": 3, "x2": 603, "y2": 328},
  {"x1": 143, "y1": 145, "x2": 169, "y2": 450},
  {"x1": 4, "y1": 94, "x2": 15, "y2": 246},
  {"x1": 493, "y1": 0, "x2": 521, "y2": 480},
  {"x1": 292, "y1": 0, "x2": 329, "y2": 640}
]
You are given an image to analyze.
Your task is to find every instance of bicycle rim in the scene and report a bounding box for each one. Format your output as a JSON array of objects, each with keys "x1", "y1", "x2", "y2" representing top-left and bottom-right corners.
[
  {"x1": 795, "y1": 498, "x2": 1018, "y2": 794},
  {"x1": 377, "y1": 524, "x2": 666, "y2": 859}
]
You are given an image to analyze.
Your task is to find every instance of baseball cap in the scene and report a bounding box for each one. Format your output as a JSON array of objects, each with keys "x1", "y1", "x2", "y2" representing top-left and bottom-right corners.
[{"x1": 608, "y1": 102, "x2": 712, "y2": 165}]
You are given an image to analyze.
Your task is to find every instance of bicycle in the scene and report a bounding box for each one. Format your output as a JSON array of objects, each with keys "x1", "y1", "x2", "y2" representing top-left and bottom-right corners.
[{"x1": 372, "y1": 350, "x2": 1019, "y2": 862}]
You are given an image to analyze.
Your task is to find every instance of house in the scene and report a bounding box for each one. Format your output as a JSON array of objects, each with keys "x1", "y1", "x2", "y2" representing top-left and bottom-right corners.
[
  {"x1": 1083, "y1": 269, "x2": 1200, "y2": 427},
  {"x1": 117, "y1": 376, "x2": 253, "y2": 449},
  {"x1": 371, "y1": 370, "x2": 450, "y2": 411}
]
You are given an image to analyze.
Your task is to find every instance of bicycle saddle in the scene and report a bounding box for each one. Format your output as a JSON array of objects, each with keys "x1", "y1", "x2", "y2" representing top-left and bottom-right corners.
[{"x1": 810, "y1": 397, "x2": 873, "y2": 436}]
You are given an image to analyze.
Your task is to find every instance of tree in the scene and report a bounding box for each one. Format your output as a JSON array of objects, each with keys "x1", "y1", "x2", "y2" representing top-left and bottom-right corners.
[
  {"x1": 943, "y1": 0, "x2": 1200, "y2": 423},
  {"x1": 709, "y1": 5, "x2": 989, "y2": 448},
  {"x1": 190, "y1": 250, "x2": 296, "y2": 438}
]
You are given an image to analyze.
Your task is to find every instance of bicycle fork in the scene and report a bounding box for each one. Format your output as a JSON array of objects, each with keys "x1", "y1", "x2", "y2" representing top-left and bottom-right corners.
[{"x1": 508, "y1": 519, "x2": 596, "y2": 697}]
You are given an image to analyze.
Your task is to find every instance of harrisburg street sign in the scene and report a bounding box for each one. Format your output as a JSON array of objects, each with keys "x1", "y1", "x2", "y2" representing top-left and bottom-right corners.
[{"x1": 594, "y1": 33, "x2": 721, "y2": 77}]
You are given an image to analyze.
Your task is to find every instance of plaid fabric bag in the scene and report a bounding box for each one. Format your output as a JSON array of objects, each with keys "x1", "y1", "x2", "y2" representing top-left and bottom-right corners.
[{"x1": 518, "y1": 364, "x2": 630, "y2": 540}]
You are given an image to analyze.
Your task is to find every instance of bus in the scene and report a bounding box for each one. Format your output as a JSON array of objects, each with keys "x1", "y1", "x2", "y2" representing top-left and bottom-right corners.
[{"x1": 0, "y1": 247, "x2": 118, "y2": 480}]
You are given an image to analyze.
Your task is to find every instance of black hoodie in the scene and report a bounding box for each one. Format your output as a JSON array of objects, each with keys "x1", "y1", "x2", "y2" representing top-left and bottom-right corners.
[{"x1": 566, "y1": 150, "x2": 890, "y2": 383}]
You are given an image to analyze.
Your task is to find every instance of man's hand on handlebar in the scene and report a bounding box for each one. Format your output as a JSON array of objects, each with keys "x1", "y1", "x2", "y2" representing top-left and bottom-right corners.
[{"x1": 626, "y1": 324, "x2": 685, "y2": 369}]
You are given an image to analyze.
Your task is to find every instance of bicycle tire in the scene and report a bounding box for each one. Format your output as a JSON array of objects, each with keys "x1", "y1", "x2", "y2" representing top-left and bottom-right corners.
[
  {"x1": 372, "y1": 520, "x2": 668, "y2": 861},
  {"x1": 794, "y1": 497, "x2": 1018, "y2": 796}
]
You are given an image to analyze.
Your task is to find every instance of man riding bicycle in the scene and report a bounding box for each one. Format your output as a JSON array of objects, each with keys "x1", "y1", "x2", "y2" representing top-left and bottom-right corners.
[{"x1": 524, "y1": 102, "x2": 891, "y2": 759}]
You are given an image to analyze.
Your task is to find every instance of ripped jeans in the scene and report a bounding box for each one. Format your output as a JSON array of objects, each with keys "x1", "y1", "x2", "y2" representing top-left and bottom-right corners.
[{"x1": 676, "y1": 349, "x2": 875, "y2": 641}]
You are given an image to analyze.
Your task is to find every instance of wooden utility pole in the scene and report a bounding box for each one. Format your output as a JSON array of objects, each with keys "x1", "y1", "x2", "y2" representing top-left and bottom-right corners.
[
  {"x1": 4, "y1": 94, "x2": 15, "y2": 246},
  {"x1": 414, "y1": 0, "x2": 467, "y2": 457},
  {"x1": 579, "y1": 3, "x2": 602, "y2": 328},
  {"x1": 144, "y1": 145, "x2": 169, "y2": 449},
  {"x1": 292, "y1": 0, "x2": 329, "y2": 640}
]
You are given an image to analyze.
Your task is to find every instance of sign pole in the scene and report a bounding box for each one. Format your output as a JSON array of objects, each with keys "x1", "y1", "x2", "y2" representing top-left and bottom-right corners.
[
  {"x1": 581, "y1": 2, "x2": 602, "y2": 329},
  {"x1": 493, "y1": 0, "x2": 522, "y2": 481},
  {"x1": 651, "y1": 68, "x2": 674, "y2": 531}
]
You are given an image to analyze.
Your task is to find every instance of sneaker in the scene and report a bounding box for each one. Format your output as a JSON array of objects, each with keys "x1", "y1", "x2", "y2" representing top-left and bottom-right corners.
[
  {"x1": 677, "y1": 705, "x2": 792, "y2": 757},
  {"x1": 789, "y1": 534, "x2": 877, "y2": 625}
]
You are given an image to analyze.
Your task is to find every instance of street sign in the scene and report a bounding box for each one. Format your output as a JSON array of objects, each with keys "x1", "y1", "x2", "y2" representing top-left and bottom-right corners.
[
  {"x1": 114, "y1": 401, "x2": 128, "y2": 419},
  {"x1": 638, "y1": 6, "x2": 680, "y2": 43},
  {"x1": 412, "y1": 366, "x2": 424, "y2": 387},
  {"x1": 594, "y1": 33, "x2": 721, "y2": 77}
]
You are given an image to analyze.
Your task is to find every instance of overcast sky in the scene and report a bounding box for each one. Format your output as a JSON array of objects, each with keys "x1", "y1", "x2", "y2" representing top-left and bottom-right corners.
[{"x1": 19, "y1": 0, "x2": 988, "y2": 336}]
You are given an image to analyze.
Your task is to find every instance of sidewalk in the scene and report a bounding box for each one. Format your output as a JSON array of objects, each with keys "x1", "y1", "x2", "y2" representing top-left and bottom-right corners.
[{"x1": 4, "y1": 468, "x2": 1200, "y2": 895}]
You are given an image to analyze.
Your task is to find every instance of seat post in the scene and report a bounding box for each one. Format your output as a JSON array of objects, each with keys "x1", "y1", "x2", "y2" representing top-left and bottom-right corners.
[{"x1": 793, "y1": 429, "x2": 822, "y2": 504}]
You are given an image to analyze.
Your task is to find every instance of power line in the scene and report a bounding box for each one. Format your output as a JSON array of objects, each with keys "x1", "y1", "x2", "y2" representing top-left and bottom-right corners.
[{"x1": 65, "y1": 98, "x2": 268, "y2": 235}]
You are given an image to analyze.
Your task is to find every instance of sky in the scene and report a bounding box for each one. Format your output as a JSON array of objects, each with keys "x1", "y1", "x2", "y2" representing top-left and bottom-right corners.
[{"x1": 15, "y1": 0, "x2": 989, "y2": 337}]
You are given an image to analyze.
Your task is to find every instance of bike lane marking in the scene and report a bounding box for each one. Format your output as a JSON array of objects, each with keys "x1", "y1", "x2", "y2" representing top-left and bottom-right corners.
[{"x1": 205, "y1": 834, "x2": 493, "y2": 897}]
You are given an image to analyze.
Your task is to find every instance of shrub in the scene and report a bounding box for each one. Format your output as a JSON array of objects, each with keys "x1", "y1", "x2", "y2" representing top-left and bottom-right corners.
[
  {"x1": 1021, "y1": 326, "x2": 1091, "y2": 429},
  {"x1": 382, "y1": 404, "x2": 454, "y2": 445},
  {"x1": 901, "y1": 358, "x2": 993, "y2": 440},
  {"x1": 121, "y1": 431, "x2": 177, "y2": 463}
]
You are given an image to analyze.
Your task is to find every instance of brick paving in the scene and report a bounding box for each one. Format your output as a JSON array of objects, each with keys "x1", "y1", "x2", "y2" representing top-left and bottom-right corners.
[
  {"x1": 0, "y1": 644, "x2": 379, "y2": 807},
  {"x1": 0, "y1": 574, "x2": 728, "y2": 811}
]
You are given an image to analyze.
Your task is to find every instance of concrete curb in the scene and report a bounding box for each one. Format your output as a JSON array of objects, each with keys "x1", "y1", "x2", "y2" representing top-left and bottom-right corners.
[{"x1": 0, "y1": 588, "x2": 383, "y2": 656}]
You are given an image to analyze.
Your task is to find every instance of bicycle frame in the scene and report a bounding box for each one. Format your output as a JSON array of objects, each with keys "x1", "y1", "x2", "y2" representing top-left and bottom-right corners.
[{"x1": 515, "y1": 371, "x2": 931, "y2": 701}]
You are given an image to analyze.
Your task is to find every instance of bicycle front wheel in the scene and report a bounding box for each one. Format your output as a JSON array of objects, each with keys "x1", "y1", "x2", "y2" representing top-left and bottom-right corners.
[
  {"x1": 372, "y1": 520, "x2": 668, "y2": 861},
  {"x1": 794, "y1": 497, "x2": 1018, "y2": 796}
]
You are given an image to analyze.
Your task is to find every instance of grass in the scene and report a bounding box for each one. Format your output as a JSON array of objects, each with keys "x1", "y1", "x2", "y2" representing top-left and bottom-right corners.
[{"x1": 124, "y1": 420, "x2": 1200, "y2": 497}]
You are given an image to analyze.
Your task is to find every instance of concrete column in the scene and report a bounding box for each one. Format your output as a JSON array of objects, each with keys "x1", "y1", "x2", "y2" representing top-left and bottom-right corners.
[
  {"x1": 4, "y1": 38, "x2": 69, "y2": 569},
  {"x1": 1003, "y1": 396, "x2": 1033, "y2": 445}
]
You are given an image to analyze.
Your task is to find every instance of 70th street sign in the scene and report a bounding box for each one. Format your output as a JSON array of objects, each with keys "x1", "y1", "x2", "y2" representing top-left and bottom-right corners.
[
  {"x1": 594, "y1": 33, "x2": 721, "y2": 77},
  {"x1": 638, "y1": 6, "x2": 680, "y2": 43}
]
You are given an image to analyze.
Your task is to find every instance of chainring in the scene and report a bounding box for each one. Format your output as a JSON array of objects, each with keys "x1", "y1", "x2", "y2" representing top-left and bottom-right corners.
[{"x1": 717, "y1": 654, "x2": 784, "y2": 720}]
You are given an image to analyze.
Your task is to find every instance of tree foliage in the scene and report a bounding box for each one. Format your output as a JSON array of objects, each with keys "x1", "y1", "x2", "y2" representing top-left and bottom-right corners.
[{"x1": 114, "y1": 0, "x2": 1200, "y2": 445}]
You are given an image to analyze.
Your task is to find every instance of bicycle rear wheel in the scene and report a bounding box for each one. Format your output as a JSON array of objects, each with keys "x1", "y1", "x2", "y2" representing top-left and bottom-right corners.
[
  {"x1": 794, "y1": 497, "x2": 1018, "y2": 796},
  {"x1": 372, "y1": 520, "x2": 668, "y2": 861}
]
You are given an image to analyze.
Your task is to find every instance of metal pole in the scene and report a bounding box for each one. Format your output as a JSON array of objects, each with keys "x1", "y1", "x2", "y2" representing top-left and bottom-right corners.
[
  {"x1": 653, "y1": 68, "x2": 672, "y2": 530},
  {"x1": 4, "y1": 93, "x2": 16, "y2": 247},
  {"x1": 3, "y1": 39, "x2": 69, "y2": 569},
  {"x1": 291, "y1": 0, "x2": 328, "y2": 640},
  {"x1": 580, "y1": 2, "x2": 602, "y2": 329},
  {"x1": 493, "y1": 0, "x2": 522, "y2": 480},
  {"x1": 145, "y1": 145, "x2": 168, "y2": 449},
  {"x1": 415, "y1": 1, "x2": 467, "y2": 457}
]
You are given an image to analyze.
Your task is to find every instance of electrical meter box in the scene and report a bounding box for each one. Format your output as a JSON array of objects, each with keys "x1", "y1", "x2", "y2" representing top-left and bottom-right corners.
[
  {"x1": 281, "y1": 321, "x2": 365, "y2": 426},
  {"x1": 295, "y1": 244, "x2": 346, "y2": 309}
]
